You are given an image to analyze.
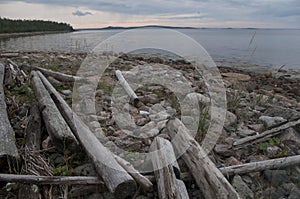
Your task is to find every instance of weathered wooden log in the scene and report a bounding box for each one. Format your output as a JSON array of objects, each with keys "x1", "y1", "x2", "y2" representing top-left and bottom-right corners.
[
  {"x1": 115, "y1": 70, "x2": 144, "y2": 108},
  {"x1": 233, "y1": 117, "x2": 300, "y2": 147},
  {"x1": 37, "y1": 71, "x2": 137, "y2": 198},
  {"x1": 31, "y1": 71, "x2": 77, "y2": 149},
  {"x1": 24, "y1": 105, "x2": 42, "y2": 150},
  {"x1": 3, "y1": 155, "x2": 299, "y2": 187},
  {"x1": 167, "y1": 118, "x2": 240, "y2": 199},
  {"x1": 0, "y1": 63, "x2": 18, "y2": 157},
  {"x1": 220, "y1": 155, "x2": 300, "y2": 176},
  {"x1": 19, "y1": 105, "x2": 42, "y2": 198},
  {"x1": 116, "y1": 70, "x2": 138, "y2": 100},
  {"x1": 24, "y1": 65, "x2": 81, "y2": 82},
  {"x1": 114, "y1": 155, "x2": 153, "y2": 191},
  {"x1": 0, "y1": 174, "x2": 104, "y2": 185},
  {"x1": 7, "y1": 59, "x2": 27, "y2": 78},
  {"x1": 150, "y1": 137, "x2": 189, "y2": 199},
  {"x1": 5, "y1": 59, "x2": 27, "y2": 86}
]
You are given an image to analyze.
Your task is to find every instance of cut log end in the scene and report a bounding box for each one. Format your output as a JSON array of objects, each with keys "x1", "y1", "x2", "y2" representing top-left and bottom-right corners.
[{"x1": 114, "y1": 179, "x2": 137, "y2": 199}]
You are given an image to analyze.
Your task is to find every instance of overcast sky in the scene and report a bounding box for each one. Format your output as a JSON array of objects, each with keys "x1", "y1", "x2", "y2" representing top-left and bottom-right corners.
[{"x1": 0, "y1": 0, "x2": 299, "y2": 28}]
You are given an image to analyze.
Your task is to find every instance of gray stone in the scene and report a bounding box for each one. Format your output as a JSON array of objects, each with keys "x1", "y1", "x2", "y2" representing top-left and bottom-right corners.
[
  {"x1": 263, "y1": 187, "x2": 287, "y2": 199},
  {"x1": 150, "y1": 103, "x2": 165, "y2": 114},
  {"x1": 289, "y1": 187, "x2": 300, "y2": 199},
  {"x1": 232, "y1": 175, "x2": 254, "y2": 199},
  {"x1": 61, "y1": 89, "x2": 72, "y2": 96},
  {"x1": 214, "y1": 144, "x2": 234, "y2": 157},
  {"x1": 73, "y1": 163, "x2": 96, "y2": 176},
  {"x1": 143, "y1": 93, "x2": 159, "y2": 104},
  {"x1": 259, "y1": 116, "x2": 287, "y2": 128},
  {"x1": 149, "y1": 111, "x2": 169, "y2": 122},
  {"x1": 181, "y1": 116, "x2": 195, "y2": 126},
  {"x1": 280, "y1": 128, "x2": 300, "y2": 145},
  {"x1": 263, "y1": 170, "x2": 289, "y2": 186},
  {"x1": 238, "y1": 129, "x2": 256, "y2": 138},
  {"x1": 225, "y1": 111, "x2": 237, "y2": 128},
  {"x1": 136, "y1": 118, "x2": 148, "y2": 126},
  {"x1": 165, "y1": 106, "x2": 177, "y2": 116},
  {"x1": 282, "y1": 183, "x2": 297, "y2": 193},
  {"x1": 248, "y1": 124, "x2": 264, "y2": 132}
]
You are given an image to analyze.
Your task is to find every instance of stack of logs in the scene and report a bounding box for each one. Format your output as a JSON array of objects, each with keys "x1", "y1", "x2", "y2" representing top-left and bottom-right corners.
[{"x1": 0, "y1": 61, "x2": 300, "y2": 199}]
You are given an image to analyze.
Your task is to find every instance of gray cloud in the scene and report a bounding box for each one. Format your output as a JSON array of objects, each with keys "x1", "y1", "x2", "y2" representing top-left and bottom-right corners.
[
  {"x1": 2, "y1": 0, "x2": 300, "y2": 27},
  {"x1": 72, "y1": 10, "x2": 92, "y2": 16}
]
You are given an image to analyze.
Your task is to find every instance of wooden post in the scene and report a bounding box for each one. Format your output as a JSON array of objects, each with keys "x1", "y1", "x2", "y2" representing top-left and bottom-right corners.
[
  {"x1": 150, "y1": 137, "x2": 189, "y2": 199},
  {"x1": 0, "y1": 63, "x2": 18, "y2": 157},
  {"x1": 37, "y1": 72, "x2": 137, "y2": 198},
  {"x1": 167, "y1": 118, "x2": 240, "y2": 199},
  {"x1": 31, "y1": 71, "x2": 77, "y2": 149}
]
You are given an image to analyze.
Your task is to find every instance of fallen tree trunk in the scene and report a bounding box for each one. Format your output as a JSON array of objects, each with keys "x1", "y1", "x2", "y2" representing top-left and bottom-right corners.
[
  {"x1": 0, "y1": 63, "x2": 18, "y2": 157},
  {"x1": 0, "y1": 174, "x2": 104, "y2": 185},
  {"x1": 24, "y1": 65, "x2": 81, "y2": 82},
  {"x1": 233, "y1": 118, "x2": 300, "y2": 147},
  {"x1": 220, "y1": 155, "x2": 300, "y2": 176},
  {"x1": 37, "y1": 71, "x2": 137, "y2": 198},
  {"x1": 167, "y1": 118, "x2": 240, "y2": 199},
  {"x1": 150, "y1": 137, "x2": 189, "y2": 199},
  {"x1": 31, "y1": 71, "x2": 77, "y2": 149}
]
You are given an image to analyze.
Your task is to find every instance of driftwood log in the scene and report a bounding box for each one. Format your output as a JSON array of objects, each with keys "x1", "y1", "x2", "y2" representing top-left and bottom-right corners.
[
  {"x1": 150, "y1": 137, "x2": 189, "y2": 199},
  {"x1": 167, "y1": 118, "x2": 240, "y2": 199},
  {"x1": 2, "y1": 155, "x2": 299, "y2": 187},
  {"x1": 37, "y1": 71, "x2": 137, "y2": 198},
  {"x1": 114, "y1": 155, "x2": 153, "y2": 191},
  {"x1": 233, "y1": 117, "x2": 300, "y2": 147},
  {"x1": 0, "y1": 63, "x2": 18, "y2": 157},
  {"x1": 220, "y1": 155, "x2": 300, "y2": 176},
  {"x1": 24, "y1": 65, "x2": 81, "y2": 82},
  {"x1": 31, "y1": 71, "x2": 77, "y2": 149},
  {"x1": 115, "y1": 70, "x2": 144, "y2": 108},
  {"x1": 0, "y1": 174, "x2": 104, "y2": 185}
]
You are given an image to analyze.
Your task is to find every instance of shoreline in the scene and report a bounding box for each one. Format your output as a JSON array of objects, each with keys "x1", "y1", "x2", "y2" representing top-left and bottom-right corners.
[
  {"x1": 0, "y1": 30, "x2": 74, "y2": 39},
  {"x1": 1, "y1": 50, "x2": 300, "y2": 80}
]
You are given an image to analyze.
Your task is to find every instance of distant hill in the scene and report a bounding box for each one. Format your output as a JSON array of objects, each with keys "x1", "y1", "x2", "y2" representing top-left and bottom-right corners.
[
  {"x1": 0, "y1": 18, "x2": 73, "y2": 34},
  {"x1": 77, "y1": 25, "x2": 198, "y2": 31}
]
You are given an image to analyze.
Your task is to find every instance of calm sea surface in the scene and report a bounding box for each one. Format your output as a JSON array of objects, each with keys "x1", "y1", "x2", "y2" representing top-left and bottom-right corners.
[{"x1": 1, "y1": 28, "x2": 299, "y2": 70}]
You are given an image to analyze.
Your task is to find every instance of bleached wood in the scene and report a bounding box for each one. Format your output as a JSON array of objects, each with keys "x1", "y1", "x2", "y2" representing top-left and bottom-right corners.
[
  {"x1": 167, "y1": 118, "x2": 240, "y2": 199},
  {"x1": 0, "y1": 63, "x2": 18, "y2": 157},
  {"x1": 37, "y1": 72, "x2": 137, "y2": 198},
  {"x1": 0, "y1": 174, "x2": 104, "y2": 185},
  {"x1": 24, "y1": 65, "x2": 81, "y2": 82},
  {"x1": 114, "y1": 155, "x2": 153, "y2": 191},
  {"x1": 233, "y1": 118, "x2": 300, "y2": 147},
  {"x1": 220, "y1": 155, "x2": 300, "y2": 176},
  {"x1": 116, "y1": 70, "x2": 138, "y2": 100},
  {"x1": 150, "y1": 137, "x2": 189, "y2": 199},
  {"x1": 31, "y1": 71, "x2": 77, "y2": 149}
]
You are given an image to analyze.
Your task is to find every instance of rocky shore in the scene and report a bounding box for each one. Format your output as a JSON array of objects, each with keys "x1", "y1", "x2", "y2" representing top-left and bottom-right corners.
[{"x1": 0, "y1": 50, "x2": 299, "y2": 198}]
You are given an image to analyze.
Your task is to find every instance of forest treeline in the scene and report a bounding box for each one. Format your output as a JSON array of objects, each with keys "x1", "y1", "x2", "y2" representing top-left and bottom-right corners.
[{"x1": 0, "y1": 18, "x2": 74, "y2": 33}]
